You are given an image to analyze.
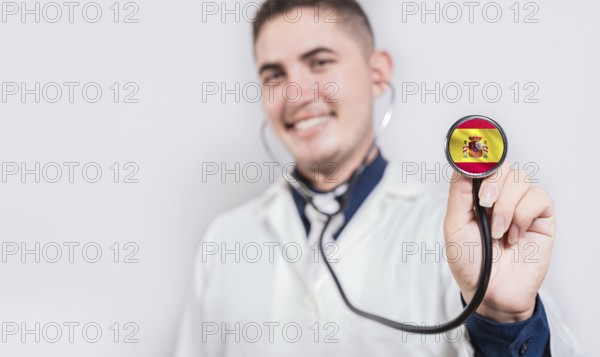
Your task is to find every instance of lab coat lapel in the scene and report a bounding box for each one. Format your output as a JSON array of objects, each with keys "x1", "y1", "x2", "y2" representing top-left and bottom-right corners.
[
  {"x1": 259, "y1": 163, "x2": 425, "y2": 280},
  {"x1": 335, "y1": 162, "x2": 426, "y2": 256},
  {"x1": 262, "y1": 181, "x2": 306, "y2": 246},
  {"x1": 261, "y1": 181, "x2": 316, "y2": 288}
]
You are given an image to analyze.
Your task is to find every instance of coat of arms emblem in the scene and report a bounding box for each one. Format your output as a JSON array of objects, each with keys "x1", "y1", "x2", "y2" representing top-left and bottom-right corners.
[{"x1": 462, "y1": 135, "x2": 489, "y2": 159}]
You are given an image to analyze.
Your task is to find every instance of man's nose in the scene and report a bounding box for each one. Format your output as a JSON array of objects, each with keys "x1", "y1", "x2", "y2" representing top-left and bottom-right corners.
[{"x1": 285, "y1": 69, "x2": 318, "y2": 105}]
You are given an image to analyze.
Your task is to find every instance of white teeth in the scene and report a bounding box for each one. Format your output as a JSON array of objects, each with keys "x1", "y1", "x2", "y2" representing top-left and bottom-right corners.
[{"x1": 294, "y1": 115, "x2": 332, "y2": 131}]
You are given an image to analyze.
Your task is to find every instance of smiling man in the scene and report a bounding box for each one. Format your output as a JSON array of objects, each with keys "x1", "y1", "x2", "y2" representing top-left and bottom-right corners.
[
  {"x1": 175, "y1": 1, "x2": 580, "y2": 356},
  {"x1": 254, "y1": 1, "x2": 384, "y2": 192}
]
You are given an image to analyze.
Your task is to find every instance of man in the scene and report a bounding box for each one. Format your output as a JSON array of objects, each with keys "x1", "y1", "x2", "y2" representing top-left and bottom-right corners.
[{"x1": 176, "y1": 0, "x2": 580, "y2": 355}]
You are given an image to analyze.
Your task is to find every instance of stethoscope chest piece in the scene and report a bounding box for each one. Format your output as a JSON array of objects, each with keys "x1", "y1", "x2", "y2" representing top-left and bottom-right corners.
[{"x1": 445, "y1": 115, "x2": 508, "y2": 178}]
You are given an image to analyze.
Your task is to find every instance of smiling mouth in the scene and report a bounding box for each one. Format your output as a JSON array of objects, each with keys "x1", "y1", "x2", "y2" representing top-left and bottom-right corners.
[{"x1": 285, "y1": 112, "x2": 336, "y2": 132}]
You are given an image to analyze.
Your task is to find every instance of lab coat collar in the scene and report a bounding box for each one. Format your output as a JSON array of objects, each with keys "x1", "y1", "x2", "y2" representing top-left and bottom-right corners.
[
  {"x1": 259, "y1": 159, "x2": 427, "y2": 252},
  {"x1": 291, "y1": 151, "x2": 389, "y2": 238}
]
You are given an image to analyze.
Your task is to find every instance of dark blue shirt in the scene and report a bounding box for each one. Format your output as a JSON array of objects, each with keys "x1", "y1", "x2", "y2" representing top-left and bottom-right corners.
[
  {"x1": 462, "y1": 294, "x2": 551, "y2": 356},
  {"x1": 290, "y1": 150, "x2": 551, "y2": 356},
  {"x1": 291, "y1": 150, "x2": 388, "y2": 239}
]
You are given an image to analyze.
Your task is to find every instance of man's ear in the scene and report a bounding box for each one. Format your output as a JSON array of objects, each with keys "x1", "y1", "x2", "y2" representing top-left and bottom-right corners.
[{"x1": 369, "y1": 50, "x2": 394, "y2": 97}]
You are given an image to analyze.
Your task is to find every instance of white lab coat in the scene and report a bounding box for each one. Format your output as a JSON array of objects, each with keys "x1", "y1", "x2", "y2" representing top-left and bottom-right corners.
[{"x1": 176, "y1": 162, "x2": 582, "y2": 356}]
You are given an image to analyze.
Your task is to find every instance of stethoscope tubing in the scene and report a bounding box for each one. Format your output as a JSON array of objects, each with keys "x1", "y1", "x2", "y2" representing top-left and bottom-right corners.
[
  {"x1": 260, "y1": 81, "x2": 494, "y2": 334},
  {"x1": 316, "y1": 178, "x2": 492, "y2": 334}
]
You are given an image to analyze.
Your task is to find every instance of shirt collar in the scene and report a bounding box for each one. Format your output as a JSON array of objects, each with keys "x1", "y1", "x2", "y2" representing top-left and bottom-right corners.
[{"x1": 290, "y1": 150, "x2": 388, "y2": 238}]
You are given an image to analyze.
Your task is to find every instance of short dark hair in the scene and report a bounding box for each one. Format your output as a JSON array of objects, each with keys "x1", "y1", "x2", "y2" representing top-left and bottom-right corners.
[{"x1": 252, "y1": 0, "x2": 375, "y2": 53}]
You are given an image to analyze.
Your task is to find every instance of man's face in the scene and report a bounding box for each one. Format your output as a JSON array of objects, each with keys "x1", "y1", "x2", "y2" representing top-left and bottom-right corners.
[{"x1": 255, "y1": 11, "x2": 375, "y2": 168}]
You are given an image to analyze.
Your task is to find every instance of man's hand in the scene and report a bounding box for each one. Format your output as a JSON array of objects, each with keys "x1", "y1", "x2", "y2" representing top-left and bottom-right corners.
[{"x1": 444, "y1": 161, "x2": 555, "y2": 323}]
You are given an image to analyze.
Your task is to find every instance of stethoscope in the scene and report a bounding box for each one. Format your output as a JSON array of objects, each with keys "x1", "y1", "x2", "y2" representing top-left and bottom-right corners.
[{"x1": 261, "y1": 81, "x2": 508, "y2": 334}]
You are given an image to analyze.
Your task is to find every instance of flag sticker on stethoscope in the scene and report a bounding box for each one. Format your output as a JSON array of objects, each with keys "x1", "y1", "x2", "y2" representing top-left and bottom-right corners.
[{"x1": 445, "y1": 115, "x2": 508, "y2": 178}]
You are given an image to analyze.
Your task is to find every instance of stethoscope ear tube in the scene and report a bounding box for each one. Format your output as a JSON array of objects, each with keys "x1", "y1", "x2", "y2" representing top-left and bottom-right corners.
[{"x1": 318, "y1": 177, "x2": 492, "y2": 334}]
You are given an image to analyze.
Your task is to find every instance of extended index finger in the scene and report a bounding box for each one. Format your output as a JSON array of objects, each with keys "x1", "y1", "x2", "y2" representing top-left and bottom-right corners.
[{"x1": 477, "y1": 160, "x2": 512, "y2": 208}]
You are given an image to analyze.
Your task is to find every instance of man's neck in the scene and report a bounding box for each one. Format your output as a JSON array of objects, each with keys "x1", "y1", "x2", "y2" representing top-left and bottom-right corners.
[{"x1": 296, "y1": 146, "x2": 379, "y2": 192}]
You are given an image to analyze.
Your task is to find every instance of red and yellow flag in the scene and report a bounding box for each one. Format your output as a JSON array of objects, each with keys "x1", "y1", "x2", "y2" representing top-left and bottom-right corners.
[{"x1": 448, "y1": 118, "x2": 505, "y2": 175}]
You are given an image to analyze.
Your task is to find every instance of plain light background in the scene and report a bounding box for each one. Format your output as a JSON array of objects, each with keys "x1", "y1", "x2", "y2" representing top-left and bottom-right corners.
[{"x1": 0, "y1": 0, "x2": 597, "y2": 355}]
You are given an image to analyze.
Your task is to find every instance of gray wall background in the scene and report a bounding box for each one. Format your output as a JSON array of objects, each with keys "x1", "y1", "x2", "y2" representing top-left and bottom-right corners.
[{"x1": 0, "y1": 0, "x2": 597, "y2": 355}]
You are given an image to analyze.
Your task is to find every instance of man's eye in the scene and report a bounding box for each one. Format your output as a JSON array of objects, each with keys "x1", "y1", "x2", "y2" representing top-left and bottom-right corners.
[
  {"x1": 312, "y1": 59, "x2": 333, "y2": 68},
  {"x1": 264, "y1": 71, "x2": 284, "y2": 83}
]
